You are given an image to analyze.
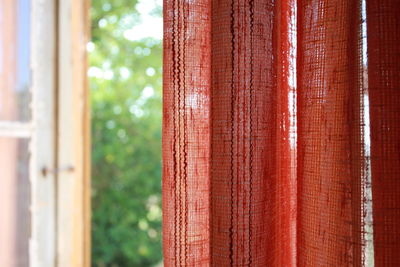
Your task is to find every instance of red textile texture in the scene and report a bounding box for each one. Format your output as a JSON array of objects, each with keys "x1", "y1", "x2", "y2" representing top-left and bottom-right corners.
[
  {"x1": 162, "y1": 0, "x2": 400, "y2": 266},
  {"x1": 367, "y1": 0, "x2": 400, "y2": 266},
  {"x1": 297, "y1": 0, "x2": 364, "y2": 265}
]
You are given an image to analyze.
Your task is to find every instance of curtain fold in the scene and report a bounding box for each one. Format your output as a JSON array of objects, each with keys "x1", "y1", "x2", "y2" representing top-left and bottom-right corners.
[
  {"x1": 367, "y1": 0, "x2": 400, "y2": 266},
  {"x1": 162, "y1": 0, "x2": 400, "y2": 266},
  {"x1": 163, "y1": 0, "x2": 211, "y2": 265},
  {"x1": 297, "y1": 0, "x2": 364, "y2": 265}
]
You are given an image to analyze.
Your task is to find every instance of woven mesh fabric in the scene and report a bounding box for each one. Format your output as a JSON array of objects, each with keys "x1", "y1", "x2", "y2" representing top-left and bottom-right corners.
[
  {"x1": 162, "y1": 0, "x2": 400, "y2": 266},
  {"x1": 367, "y1": 0, "x2": 400, "y2": 265},
  {"x1": 297, "y1": 0, "x2": 364, "y2": 265},
  {"x1": 163, "y1": 0, "x2": 211, "y2": 265}
]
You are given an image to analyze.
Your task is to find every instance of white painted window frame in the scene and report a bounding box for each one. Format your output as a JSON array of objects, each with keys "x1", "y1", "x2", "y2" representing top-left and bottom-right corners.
[
  {"x1": 29, "y1": 0, "x2": 90, "y2": 266},
  {"x1": 0, "y1": 0, "x2": 90, "y2": 265},
  {"x1": 0, "y1": 0, "x2": 56, "y2": 265},
  {"x1": 30, "y1": 0, "x2": 57, "y2": 266},
  {"x1": 0, "y1": 121, "x2": 32, "y2": 138},
  {"x1": 56, "y1": 0, "x2": 91, "y2": 266}
]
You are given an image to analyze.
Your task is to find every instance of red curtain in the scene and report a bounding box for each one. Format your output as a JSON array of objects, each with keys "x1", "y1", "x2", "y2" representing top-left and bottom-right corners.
[{"x1": 162, "y1": 0, "x2": 400, "y2": 266}]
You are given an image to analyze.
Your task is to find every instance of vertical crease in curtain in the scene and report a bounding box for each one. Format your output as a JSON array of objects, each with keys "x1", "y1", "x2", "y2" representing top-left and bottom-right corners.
[
  {"x1": 162, "y1": 0, "x2": 400, "y2": 266},
  {"x1": 211, "y1": 0, "x2": 274, "y2": 265}
]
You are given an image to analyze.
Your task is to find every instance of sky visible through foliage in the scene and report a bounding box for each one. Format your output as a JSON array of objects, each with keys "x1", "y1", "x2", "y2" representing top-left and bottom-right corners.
[{"x1": 89, "y1": 0, "x2": 162, "y2": 266}]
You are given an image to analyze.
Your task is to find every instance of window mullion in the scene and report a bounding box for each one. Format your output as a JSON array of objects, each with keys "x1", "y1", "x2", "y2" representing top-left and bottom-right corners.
[{"x1": 0, "y1": 121, "x2": 32, "y2": 138}]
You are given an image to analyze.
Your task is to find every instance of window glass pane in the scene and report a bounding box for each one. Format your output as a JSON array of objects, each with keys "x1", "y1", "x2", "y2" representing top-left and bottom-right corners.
[
  {"x1": 0, "y1": 137, "x2": 30, "y2": 267},
  {"x1": 0, "y1": 0, "x2": 31, "y2": 121}
]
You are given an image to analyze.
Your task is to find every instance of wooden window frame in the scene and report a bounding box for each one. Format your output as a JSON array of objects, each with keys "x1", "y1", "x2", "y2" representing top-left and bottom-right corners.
[{"x1": 30, "y1": 0, "x2": 90, "y2": 266}]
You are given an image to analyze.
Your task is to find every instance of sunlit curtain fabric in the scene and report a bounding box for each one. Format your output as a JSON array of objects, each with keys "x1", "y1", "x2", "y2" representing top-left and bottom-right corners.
[{"x1": 162, "y1": 0, "x2": 400, "y2": 266}]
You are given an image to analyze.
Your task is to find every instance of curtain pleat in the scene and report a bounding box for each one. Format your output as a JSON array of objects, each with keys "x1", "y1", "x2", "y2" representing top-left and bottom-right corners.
[
  {"x1": 297, "y1": 0, "x2": 364, "y2": 265},
  {"x1": 163, "y1": 0, "x2": 211, "y2": 265},
  {"x1": 273, "y1": 0, "x2": 297, "y2": 265},
  {"x1": 211, "y1": 0, "x2": 276, "y2": 265},
  {"x1": 366, "y1": 0, "x2": 400, "y2": 265},
  {"x1": 162, "y1": 0, "x2": 400, "y2": 266}
]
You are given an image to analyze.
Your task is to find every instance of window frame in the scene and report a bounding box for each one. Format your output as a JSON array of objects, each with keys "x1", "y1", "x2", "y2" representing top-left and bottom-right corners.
[
  {"x1": 0, "y1": 0, "x2": 90, "y2": 265},
  {"x1": 56, "y1": 0, "x2": 91, "y2": 266},
  {"x1": 29, "y1": 0, "x2": 57, "y2": 265},
  {"x1": 30, "y1": 0, "x2": 90, "y2": 266}
]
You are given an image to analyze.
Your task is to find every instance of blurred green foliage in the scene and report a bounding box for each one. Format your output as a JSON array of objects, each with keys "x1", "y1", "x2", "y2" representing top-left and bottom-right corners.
[{"x1": 90, "y1": 0, "x2": 162, "y2": 266}]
